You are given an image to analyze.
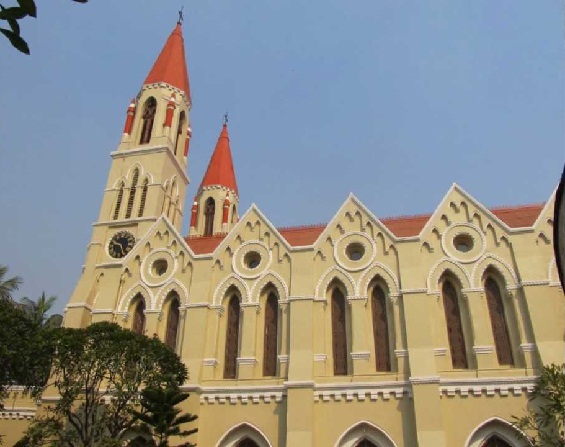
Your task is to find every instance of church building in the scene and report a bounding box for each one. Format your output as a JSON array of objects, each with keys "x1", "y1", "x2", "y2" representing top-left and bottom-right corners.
[{"x1": 3, "y1": 21, "x2": 565, "y2": 447}]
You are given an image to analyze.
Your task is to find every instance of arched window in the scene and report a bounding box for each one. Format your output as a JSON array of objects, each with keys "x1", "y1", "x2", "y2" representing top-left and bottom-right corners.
[
  {"x1": 204, "y1": 197, "x2": 215, "y2": 236},
  {"x1": 132, "y1": 296, "x2": 146, "y2": 335},
  {"x1": 165, "y1": 295, "x2": 180, "y2": 350},
  {"x1": 481, "y1": 435, "x2": 513, "y2": 447},
  {"x1": 442, "y1": 280, "x2": 468, "y2": 369},
  {"x1": 263, "y1": 292, "x2": 278, "y2": 376},
  {"x1": 237, "y1": 439, "x2": 260, "y2": 447},
  {"x1": 137, "y1": 179, "x2": 148, "y2": 217},
  {"x1": 231, "y1": 205, "x2": 237, "y2": 224},
  {"x1": 174, "y1": 111, "x2": 185, "y2": 156},
  {"x1": 139, "y1": 97, "x2": 157, "y2": 144},
  {"x1": 125, "y1": 169, "x2": 139, "y2": 219},
  {"x1": 113, "y1": 182, "x2": 124, "y2": 220},
  {"x1": 224, "y1": 295, "x2": 240, "y2": 379},
  {"x1": 484, "y1": 278, "x2": 514, "y2": 366},
  {"x1": 372, "y1": 285, "x2": 391, "y2": 372},
  {"x1": 331, "y1": 287, "x2": 348, "y2": 376}
]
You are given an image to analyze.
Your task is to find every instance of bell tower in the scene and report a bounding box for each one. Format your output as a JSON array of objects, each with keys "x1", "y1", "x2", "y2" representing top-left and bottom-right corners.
[{"x1": 64, "y1": 21, "x2": 193, "y2": 327}]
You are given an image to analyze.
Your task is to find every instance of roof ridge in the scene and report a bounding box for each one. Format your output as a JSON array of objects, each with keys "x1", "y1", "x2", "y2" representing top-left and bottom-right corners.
[
  {"x1": 489, "y1": 202, "x2": 545, "y2": 211},
  {"x1": 277, "y1": 223, "x2": 327, "y2": 231}
]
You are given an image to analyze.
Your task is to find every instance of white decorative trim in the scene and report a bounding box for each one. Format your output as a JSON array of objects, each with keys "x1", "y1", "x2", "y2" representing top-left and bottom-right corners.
[
  {"x1": 401, "y1": 288, "x2": 427, "y2": 294},
  {"x1": 347, "y1": 295, "x2": 368, "y2": 301},
  {"x1": 185, "y1": 302, "x2": 209, "y2": 309},
  {"x1": 334, "y1": 420, "x2": 398, "y2": 447},
  {"x1": 314, "y1": 381, "x2": 411, "y2": 402},
  {"x1": 277, "y1": 355, "x2": 289, "y2": 363},
  {"x1": 394, "y1": 349, "x2": 408, "y2": 358},
  {"x1": 232, "y1": 241, "x2": 273, "y2": 280},
  {"x1": 202, "y1": 358, "x2": 219, "y2": 367},
  {"x1": 473, "y1": 345, "x2": 494, "y2": 355},
  {"x1": 236, "y1": 357, "x2": 257, "y2": 365},
  {"x1": 0, "y1": 407, "x2": 36, "y2": 420},
  {"x1": 520, "y1": 343, "x2": 537, "y2": 353},
  {"x1": 427, "y1": 257, "x2": 472, "y2": 292},
  {"x1": 64, "y1": 302, "x2": 93, "y2": 312},
  {"x1": 289, "y1": 295, "x2": 316, "y2": 301},
  {"x1": 357, "y1": 261, "x2": 401, "y2": 297},
  {"x1": 250, "y1": 271, "x2": 289, "y2": 304},
  {"x1": 351, "y1": 351, "x2": 370, "y2": 360},
  {"x1": 214, "y1": 421, "x2": 274, "y2": 447},
  {"x1": 140, "y1": 248, "x2": 178, "y2": 290},
  {"x1": 154, "y1": 278, "x2": 189, "y2": 310},
  {"x1": 439, "y1": 376, "x2": 536, "y2": 397},
  {"x1": 90, "y1": 309, "x2": 114, "y2": 315},
  {"x1": 521, "y1": 280, "x2": 550, "y2": 287},
  {"x1": 315, "y1": 265, "x2": 356, "y2": 298},
  {"x1": 117, "y1": 282, "x2": 153, "y2": 313},
  {"x1": 433, "y1": 348, "x2": 447, "y2": 356},
  {"x1": 212, "y1": 274, "x2": 251, "y2": 305},
  {"x1": 464, "y1": 416, "x2": 532, "y2": 447},
  {"x1": 284, "y1": 381, "x2": 315, "y2": 389},
  {"x1": 409, "y1": 375, "x2": 440, "y2": 385},
  {"x1": 441, "y1": 223, "x2": 486, "y2": 263},
  {"x1": 314, "y1": 354, "x2": 327, "y2": 362},
  {"x1": 333, "y1": 231, "x2": 377, "y2": 272},
  {"x1": 471, "y1": 253, "x2": 520, "y2": 289},
  {"x1": 199, "y1": 385, "x2": 285, "y2": 405}
]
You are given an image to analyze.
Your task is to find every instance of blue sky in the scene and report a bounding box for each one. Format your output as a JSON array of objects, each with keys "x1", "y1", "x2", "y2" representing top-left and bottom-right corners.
[{"x1": 0, "y1": 1, "x2": 563, "y2": 314}]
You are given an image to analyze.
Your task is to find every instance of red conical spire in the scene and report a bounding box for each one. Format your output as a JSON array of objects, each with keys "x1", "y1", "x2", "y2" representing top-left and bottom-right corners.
[
  {"x1": 144, "y1": 23, "x2": 191, "y2": 102},
  {"x1": 200, "y1": 124, "x2": 238, "y2": 194}
]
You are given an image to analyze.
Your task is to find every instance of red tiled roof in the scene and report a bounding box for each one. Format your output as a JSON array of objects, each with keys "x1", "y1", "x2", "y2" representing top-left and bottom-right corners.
[
  {"x1": 490, "y1": 203, "x2": 544, "y2": 228},
  {"x1": 144, "y1": 23, "x2": 191, "y2": 101},
  {"x1": 185, "y1": 235, "x2": 226, "y2": 255},
  {"x1": 183, "y1": 204, "x2": 544, "y2": 254},
  {"x1": 199, "y1": 125, "x2": 238, "y2": 194}
]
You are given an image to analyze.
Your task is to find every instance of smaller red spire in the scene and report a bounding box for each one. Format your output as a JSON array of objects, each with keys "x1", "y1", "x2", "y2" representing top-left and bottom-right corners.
[
  {"x1": 144, "y1": 23, "x2": 191, "y2": 101},
  {"x1": 200, "y1": 124, "x2": 238, "y2": 194}
]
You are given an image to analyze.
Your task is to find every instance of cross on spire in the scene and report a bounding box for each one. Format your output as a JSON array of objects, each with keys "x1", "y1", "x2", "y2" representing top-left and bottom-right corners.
[
  {"x1": 223, "y1": 112, "x2": 229, "y2": 126},
  {"x1": 177, "y1": 6, "x2": 184, "y2": 25}
]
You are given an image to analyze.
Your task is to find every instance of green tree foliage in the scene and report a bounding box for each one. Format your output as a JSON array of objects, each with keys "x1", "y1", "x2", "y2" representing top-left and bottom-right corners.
[
  {"x1": 0, "y1": 264, "x2": 22, "y2": 300},
  {"x1": 514, "y1": 363, "x2": 565, "y2": 446},
  {"x1": 132, "y1": 385, "x2": 197, "y2": 447},
  {"x1": 19, "y1": 322, "x2": 188, "y2": 447},
  {"x1": 0, "y1": 0, "x2": 87, "y2": 54},
  {"x1": 0, "y1": 298, "x2": 55, "y2": 409},
  {"x1": 20, "y1": 292, "x2": 63, "y2": 328}
]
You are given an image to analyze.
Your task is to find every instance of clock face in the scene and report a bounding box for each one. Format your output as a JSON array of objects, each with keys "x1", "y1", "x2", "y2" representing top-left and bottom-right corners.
[{"x1": 108, "y1": 231, "x2": 135, "y2": 259}]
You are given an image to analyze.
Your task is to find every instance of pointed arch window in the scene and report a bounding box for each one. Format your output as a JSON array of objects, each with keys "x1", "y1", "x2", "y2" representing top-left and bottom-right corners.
[
  {"x1": 482, "y1": 435, "x2": 513, "y2": 447},
  {"x1": 224, "y1": 295, "x2": 240, "y2": 379},
  {"x1": 137, "y1": 179, "x2": 149, "y2": 217},
  {"x1": 331, "y1": 287, "x2": 348, "y2": 376},
  {"x1": 132, "y1": 296, "x2": 146, "y2": 335},
  {"x1": 355, "y1": 440, "x2": 378, "y2": 447},
  {"x1": 125, "y1": 169, "x2": 139, "y2": 219},
  {"x1": 263, "y1": 292, "x2": 278, "y2": 376},
  {"x1": 371, "y1": 285, "x2": 391, "y2": 372},
  {"x1": 204, "y1": 197, "x2": 215, "y2": 236},
  {"x1": 165, "y1": 294, "x2": 180, "y2": 350},
  {"x1": 139, "y1": 97, "x2": 157, "y2": 144},
  {"x1": 231, "y1": 205, "x2": 237, "y2": 224},
  {"x1": 485, "y1": 278, "x2": 514, "y2": 366},
  {"x1": 442, "y1": 280, "x2": 468, "y2": 369},
  {"x1": 174, "y1": 111, "x2": 186, "y2": 156},
  {"x1": 113, "y1": 182, "x2": 125, "y2": 220}
]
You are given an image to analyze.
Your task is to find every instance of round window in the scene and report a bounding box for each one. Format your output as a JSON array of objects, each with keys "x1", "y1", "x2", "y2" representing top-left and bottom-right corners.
[
  {"x1": 152, "y1": 259, "x2": 168, "y2": 276},
  {"x1": 244, "y1": 251, "x2": 261, "y2": 269},
  {"x1": 346, "y1": 243, "x2": 365, "y2": 261},
  {"x1": 453, "y1": 234, "x2": 474, "y2": 253}
]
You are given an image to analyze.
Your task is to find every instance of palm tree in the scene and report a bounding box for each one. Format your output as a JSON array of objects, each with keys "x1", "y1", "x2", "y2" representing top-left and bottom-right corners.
[
  {"x1": 0, "y1": 264, "x2": 22, "y2": 301},
  {"x1": 132, "y1": 386, "x2": 197, "y2": 447},
  {"x1": 20, "y1": 292, "x2": 62, "y2": 328}
]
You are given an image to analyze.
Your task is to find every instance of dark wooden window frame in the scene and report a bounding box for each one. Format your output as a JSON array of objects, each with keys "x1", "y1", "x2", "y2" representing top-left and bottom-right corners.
[
  {"x1": 139, "y1": 97, "x2": 157, "y2": 144},
  {"x1": 484, "y1": 277, "x2": 514, "y2": 366},
  {"x1": 132, "y1": 297, "x2": 146, "y2": 335},
  {"x1": 371, "y1": 284, "x2": 391, "y2": 372},
  {"x1": 263, "y1": 292, "x2": 278, "y2": 376},
  {"x1": 165, "y1": 295, "x2": 180, "y2": 351},
  {"x1": 442, "y1": 279, "x2": 469, "y2": 369},
  {"x1": 204, "y1": 197, "x2": 215, "y2": 236},
  {"x1": 223, "y1": 295, "x2": 241, "y2": 379},
  {"x1": 331, "y1": 287, "x2": 348, "y2": 376},
  {"x1": 174, "y1": 111, "x2": 186, "y2": 156}
]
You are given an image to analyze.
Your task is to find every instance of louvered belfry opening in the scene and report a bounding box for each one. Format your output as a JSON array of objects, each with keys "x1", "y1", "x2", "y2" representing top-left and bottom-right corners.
[
  {"x1": 139, "y1": 96, "x2": 157, "y2": 144},
  {"x1": 442, "y1": 280, "x2": 468, "y2": 369},
  {"x1": 125, "y1": 169, "x2": 139, "y2": 219},
  {"x1": 224, "y1": 295, "x2": 240, "y2": 379},
  {"x1": 372, "y1": 285, "x2": 391, "y2": 372},
  {"x1": 113, "y1": 182, "x2": 124, "y2": 220},
  {"x1": 484, "y1": 277, "x2": 514, "y2": 366},
  {"x1": 165, "y1": 294, "x2": 180, "y2": 350},
  {"x1": 204, "y1": 197, "x2": 215, "y2": 236},
  {"x1": 331, "y1": 287, "x2": 348, "y2": 376},
  {"x1": 132, "y1": 295, "x2": 146, "y2": 335},
  {"x1": 138, "y1": 179, "x2": 149, "y2": 217},
  {"x1": 263, "y1": 292, "x2": 278, "y2": 376},
  {"x1": 174, "y1": 111, "x2": 186, "y2": 155}
]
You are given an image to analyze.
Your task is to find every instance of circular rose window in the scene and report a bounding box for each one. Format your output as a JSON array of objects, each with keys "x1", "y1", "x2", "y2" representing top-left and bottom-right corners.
[
  {"x1": 244, "y1": 251, "x2": 261, "y2": 269},
  {"x1": 152, "y1": 259, "x2": 168, "y2": 276},
  {"x1": 453, "y1": 234, "x2": 474, "y2": 253},
  {"x1": 346, "y1": 243, "x2": 365, "y2": 261}
]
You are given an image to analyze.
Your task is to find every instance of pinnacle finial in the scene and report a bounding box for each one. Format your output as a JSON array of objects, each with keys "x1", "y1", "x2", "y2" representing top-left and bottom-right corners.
[
  {"x1": 223, "y1": 112, "x2": 229, "y2": 126},
  {"x1": 177, "y1": 6, "x2": 184, "y2": 25}
]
